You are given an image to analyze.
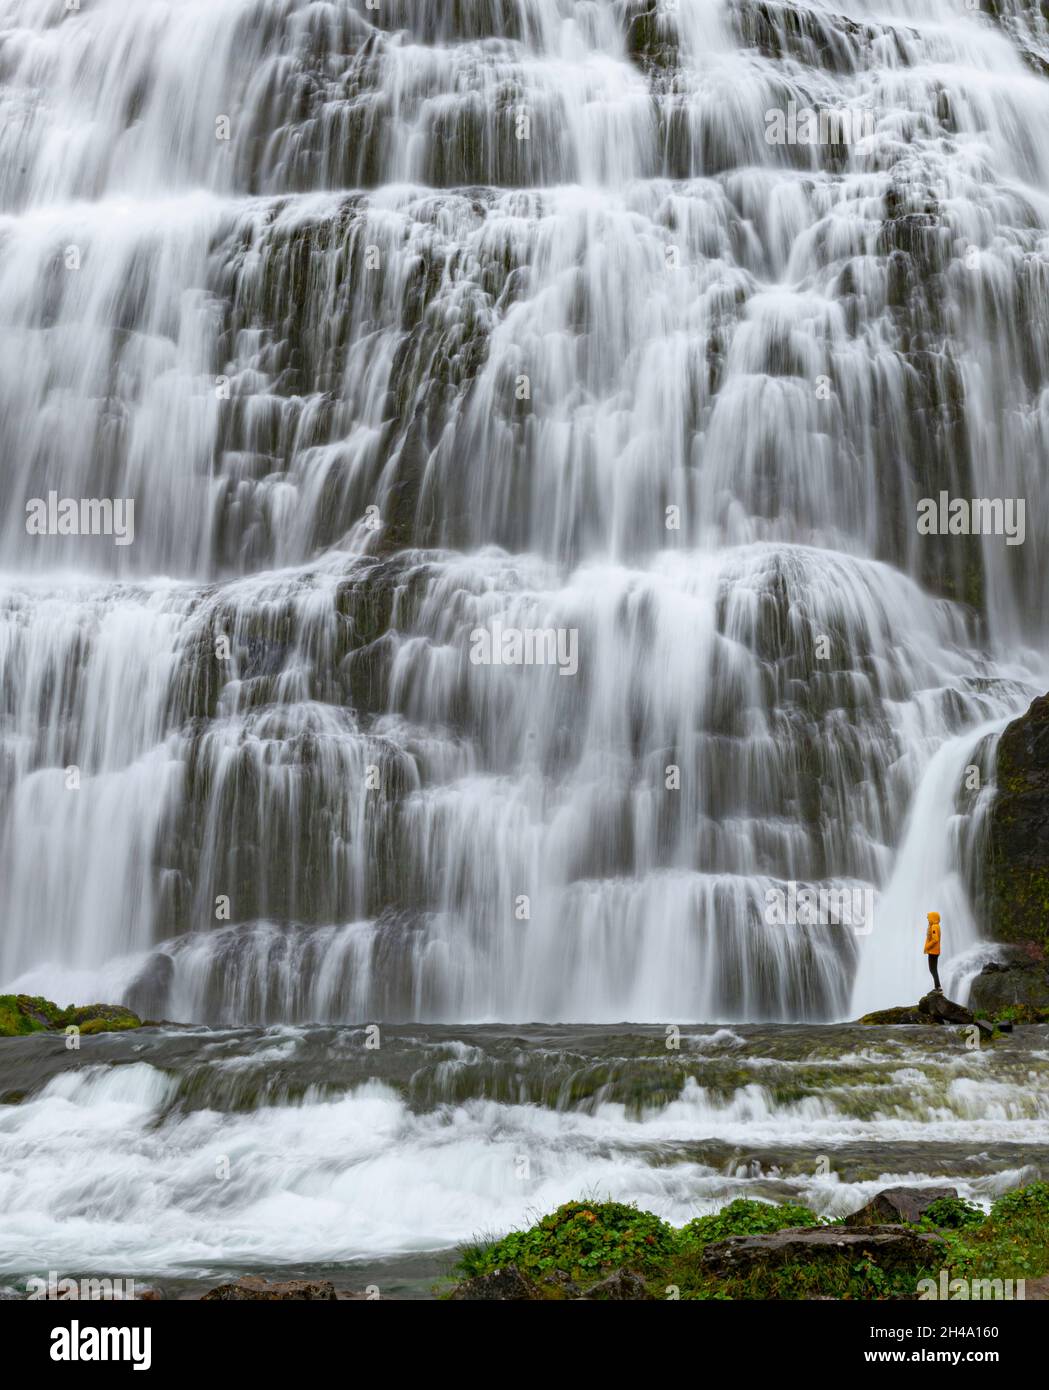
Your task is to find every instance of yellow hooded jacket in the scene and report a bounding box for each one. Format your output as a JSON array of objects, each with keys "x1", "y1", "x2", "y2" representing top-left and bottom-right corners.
[{"x1": 924, "y1": 913, "x2": 941, "y2": 956}]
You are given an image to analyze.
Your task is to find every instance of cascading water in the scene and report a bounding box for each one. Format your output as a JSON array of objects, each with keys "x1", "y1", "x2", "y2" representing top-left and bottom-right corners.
[
  {"x1": 1, "y1": 0, "x2": 1048, "y2": 1293},
  {"x1": 1, "y1": 0, "x2": 1045, "y2": 1023}
]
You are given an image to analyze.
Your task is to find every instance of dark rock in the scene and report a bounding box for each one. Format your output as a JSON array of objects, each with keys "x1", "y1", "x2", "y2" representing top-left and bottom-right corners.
[
  {"x1": 699, "y1": 1226, "x2": 944, "y2": 1279},
  {"x1": 985, "y1": 692, "x2": 1049, "y2": 949},
  {"x1": 448, "y1": 1265, "x2": 541, "y2": 1301},
  {"x1": 624, "y1": 2, "x2": 679, "y2": 70},
  {"x1": 200, "y1": 1276, "x2": 337, "y2": 1301},
  {"x1": 540, "y1": 1269, "x2": 582, "y2": 1299},
  {"x1": 974, "y1": 1018, "x2": 994, "y2": 1039},
  {"x1": 845, "y1": 1186, "x2": 958, "y2": 1226},
  {"x1": 917, "y1": 991, "x2": 973, "y2": 1024},
  {"x1": 998, "y1": 1020, "x2": 1014, "y2": 1033},
  {"x1": 859, "y1": 994, "x2": 975, "y2": 1026},
  {"x1": 968, "y1": 955, "x2": 1049, "y2": 1016},
  {"x1": 579, "y1": 1270, "x2": 650, "y2": 1300},
  {"x1": 125, "y1": 952, "x2": 175, "y2": 1021}
]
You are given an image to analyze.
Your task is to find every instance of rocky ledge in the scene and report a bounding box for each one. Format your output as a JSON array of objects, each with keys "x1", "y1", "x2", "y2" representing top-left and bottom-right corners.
[{"x1": 857, "y1": 990, "x2": 977, "y2": 1027}]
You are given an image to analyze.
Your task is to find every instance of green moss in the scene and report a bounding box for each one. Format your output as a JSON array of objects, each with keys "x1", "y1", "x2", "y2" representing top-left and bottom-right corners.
[
  {"x1": 0, "y1": 994, "x2": 66, "y2": 1036},
  {"x1": 0, "y1": 994, "x2": 142, "y2": 1038},
  {"x1": 992, "y1": 1002, "x2": 1049, "y2": 1025},
  {"x1": 77, "y1": 1014, "x2": 141, "y2": 1035}
]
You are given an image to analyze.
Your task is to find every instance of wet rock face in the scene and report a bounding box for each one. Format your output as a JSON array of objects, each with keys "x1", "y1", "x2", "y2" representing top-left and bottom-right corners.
[
  {"x1": 986, "y1": 693, "x2": 1049, "y2": 949},
  {"x1": 968, "y1": 949, "x2": 1049, "y2": 1015},
  {"x1": 845, "y1": 1186, "x2": 958, "y2": 1227},
  {"x1": 917, "y1": 991, "x2": 973, "y2": 1025},
  {"x1": 125, "y1": 953, "x2": 176, "y2": 1022}
]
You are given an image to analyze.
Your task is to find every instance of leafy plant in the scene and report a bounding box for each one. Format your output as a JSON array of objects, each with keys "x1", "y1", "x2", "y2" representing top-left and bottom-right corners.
[
  {"x1": 678, "y1": 1198, "x2": 825, "y2": 1251},
  {"x1": 919, "y1": 1195, "x2": 985, "y2": 1230},
  {"x1": 455, "y1": 1200, "x2": 676, "y2": 1282}
]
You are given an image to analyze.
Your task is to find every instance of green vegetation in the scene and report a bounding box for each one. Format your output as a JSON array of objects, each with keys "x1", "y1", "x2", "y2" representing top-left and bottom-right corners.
[
  {"x1": 929, "y1": 1183, "x2": 1049, "y2": 1285},
  {"x1": 448, "y1": 1184, "x2": 1049, "y2": 1300},
  {"x1": 0, "y1": 994, "x2": 142, "y2": 1038},
  {"x1": 677, "y1": 1197, "x2": 825, "y2": 1247},
  {"x1": 991, "y1": 1003, "x2": 1049, "y2": 1026},
  {"x1": 918, "y1": 1195, "x2": 984, "y2": 1230},
  {"x1": 455, "y1": 1200, "x2": 677, "y2": 1282}
]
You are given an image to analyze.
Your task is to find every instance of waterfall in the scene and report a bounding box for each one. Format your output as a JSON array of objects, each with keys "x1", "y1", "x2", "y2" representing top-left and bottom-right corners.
[{"x1": 2, "y1": 0, "x2": 1048, "y2": 1023}]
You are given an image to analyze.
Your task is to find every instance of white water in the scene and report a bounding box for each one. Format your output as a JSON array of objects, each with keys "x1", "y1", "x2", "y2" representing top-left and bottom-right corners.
[
  {"x1": 1, "y1": 1025, "x2": 1044, "y2": 1281},
  {"x1": 2, "y1": 0, "x2": 1048, "y2": 1020}
]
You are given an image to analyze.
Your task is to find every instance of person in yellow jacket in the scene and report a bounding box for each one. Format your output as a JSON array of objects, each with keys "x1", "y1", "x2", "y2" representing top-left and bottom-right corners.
[{"x1": 924, "y1": 911, "x2": 942, "y2": 992}]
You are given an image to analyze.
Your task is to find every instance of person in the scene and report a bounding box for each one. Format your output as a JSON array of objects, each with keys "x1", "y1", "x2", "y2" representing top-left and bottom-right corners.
[{"x1": 924, "y1": 911, "x2": 942, "y2": 992}]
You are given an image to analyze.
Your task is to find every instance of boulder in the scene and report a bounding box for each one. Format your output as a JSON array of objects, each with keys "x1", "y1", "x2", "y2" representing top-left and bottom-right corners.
[
  {"x1": 66, "y1": 1004, "x2": 143, "y2": 1034},
  {"x1": 699, "y1": 1225, "x2": 944, "y2": 1279},
  {"x1": 845, "y1": 1186, "x2": 958, "y2": 1226},
  {"x1": 448, "y1": 1265, "x2": 541, "y2": 1301},
  {"x1": 200, "y1": 1276, "x2": 337, "y2": 1301},
  {"x1": 917, "y1": 991, "x2": 973, "y2": 1024},
  {"x1": 857, "y1": 994, "x2": 972, "y2": 1025},
  {"x1": 968, "y1": 953, "x2": 1049, "y2": 1016}
]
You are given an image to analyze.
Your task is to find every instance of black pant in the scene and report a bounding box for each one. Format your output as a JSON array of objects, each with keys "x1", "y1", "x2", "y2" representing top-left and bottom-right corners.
[{"x1": 927, "y1": 954, "x2": 941, "y2": 990}]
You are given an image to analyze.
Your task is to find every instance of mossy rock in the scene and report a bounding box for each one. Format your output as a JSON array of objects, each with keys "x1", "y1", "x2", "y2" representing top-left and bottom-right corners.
[
  {"x1": 0, "y1": 994, "x2": 66, "y2": 1036},
  {"x1": 0, "y1": 994, "x2": 142, "y2": 1038},
  {"x1": 76, "y1": 1012, "x2": 142, "y2": 1035},
  {"x1": 63, "y1": 1004, "x2": 143, "y2": 1032},
  {"x1": 857, "y1": 1005, "x2": 929, "y2": 1025}
]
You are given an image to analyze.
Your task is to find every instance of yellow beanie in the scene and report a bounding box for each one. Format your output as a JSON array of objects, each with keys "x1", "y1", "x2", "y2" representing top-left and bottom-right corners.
[{"x1": 927, "y1": 911, "x2": 940, "y2": 924}]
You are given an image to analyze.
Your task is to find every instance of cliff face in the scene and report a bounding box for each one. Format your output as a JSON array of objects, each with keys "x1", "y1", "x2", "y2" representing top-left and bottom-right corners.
[{"x1": 986, "y1": 693, "x2": 1049, "y2": 948}]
